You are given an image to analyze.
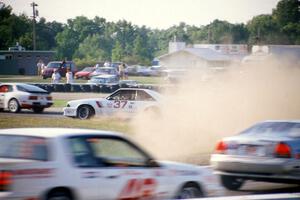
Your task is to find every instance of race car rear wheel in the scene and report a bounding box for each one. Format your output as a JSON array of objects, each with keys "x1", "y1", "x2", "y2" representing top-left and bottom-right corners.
[
  {"x1": 8, "y1": 98, "x2": 20, "y2": 113},
  {"x1": 220, "y1": 175, "x2": 244, "y2": 191},
  {"x1": 47, "y1": 190, "x2": 72, "y2": 200},
  {"x1": 176, "y1": 182, "x2": 204, "y2": 199},
  {"x1": 77, "y1": 105, "x2": 94, "y2": 120}
]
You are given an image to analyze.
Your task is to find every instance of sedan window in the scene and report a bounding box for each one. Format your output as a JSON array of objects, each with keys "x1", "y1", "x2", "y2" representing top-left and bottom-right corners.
[{"x1": 136, "y1": 91, "x2": 155, "y2": 101}]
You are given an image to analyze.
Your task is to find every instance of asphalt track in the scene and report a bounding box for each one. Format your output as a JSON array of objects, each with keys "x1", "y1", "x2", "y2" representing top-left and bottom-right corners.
[{"x1": 0, "y1": 92, "x2": 299, "y2": 197}]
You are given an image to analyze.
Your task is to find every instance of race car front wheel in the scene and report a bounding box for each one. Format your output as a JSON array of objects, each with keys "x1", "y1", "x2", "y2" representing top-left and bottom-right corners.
[
  {"x1": 176, "y1": 182, "x2": 204, "y2": 199},
  {"x1": 47, "y1": 191, "x2": 72, "y2": 200},
  {"x1": 77, "y1": 105, "x2": 94, "y2": 120},
  {"x1": 8, "y1": 98, "x2": 20, "y2": 113},
  {"x1": 220, "y1": 175, "x2": 244, "y2": 191}
]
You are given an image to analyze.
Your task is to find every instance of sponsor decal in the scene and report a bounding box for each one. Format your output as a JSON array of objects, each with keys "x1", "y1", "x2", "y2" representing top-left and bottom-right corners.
[{"x1": 118, "y1": 178, "x2": 157, "y2": 200}]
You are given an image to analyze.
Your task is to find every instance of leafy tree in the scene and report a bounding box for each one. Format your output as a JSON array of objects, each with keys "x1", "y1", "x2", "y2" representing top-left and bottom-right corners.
[{"x1": 111, "y1": 40, "x2": 124, "y2": 61}]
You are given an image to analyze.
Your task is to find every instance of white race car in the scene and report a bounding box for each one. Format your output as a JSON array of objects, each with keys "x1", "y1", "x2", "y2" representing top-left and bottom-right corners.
[
  {"x1": 63, "y1": 88, "x2": 162, "y2": 119},
  {"x1": 0, "y1": 128, "x2": 222, "y2": 200},
  {"x1": 0, "y1": 83, "x2": 53, "y2": 113}
]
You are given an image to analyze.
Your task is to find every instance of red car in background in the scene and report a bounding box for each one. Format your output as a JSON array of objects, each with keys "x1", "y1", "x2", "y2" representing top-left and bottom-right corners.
[
  {"x1": 42, "y1": 61, "x2": 77, "y2": 79},
  {"x1": 74, "y1": 67, "x2": 95, "y2": 79}
]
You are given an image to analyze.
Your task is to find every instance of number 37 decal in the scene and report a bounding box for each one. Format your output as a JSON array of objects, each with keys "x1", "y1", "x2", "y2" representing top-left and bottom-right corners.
[
  {"x1": 118, "y1": 178, "x2": 157, "y2": 200},
  {"x1": 114, "y1": 100, "x2": 128, "y2": 108}
]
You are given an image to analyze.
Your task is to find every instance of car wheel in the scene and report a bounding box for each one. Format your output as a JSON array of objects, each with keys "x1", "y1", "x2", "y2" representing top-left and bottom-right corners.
[
  {"x1": 176, "y1": 183, "x2": 204, "y2": 199},
  {"x1": 42, "y1": 75, "x2": 47, "y2": 79},
  {"x1": 47, "y1": 191, "x2": 72, "y2": 200},
  {"x1": 8, "y1": 99, "x2": 20, "y2": 113},
  {"x1": 220, "y1": 175, "x2": 244, "y2": 191},
  {"x1": 77, "y1": 105, "x2": 94, "y2": 120},
  {"x1": 32, "y1": 107, "x2": 44, "y2": 113}
]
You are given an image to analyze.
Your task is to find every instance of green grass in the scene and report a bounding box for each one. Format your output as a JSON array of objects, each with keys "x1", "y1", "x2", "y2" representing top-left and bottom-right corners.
[
  {"x1": 53, "y1": 99, "x2": 68, "y2": 107},
  {"x1": 0, "y1": 115, "x2": 132, "y2": 134},
  {"x1": 0, "y1": 75, "x2": 163, "y2": 85}
]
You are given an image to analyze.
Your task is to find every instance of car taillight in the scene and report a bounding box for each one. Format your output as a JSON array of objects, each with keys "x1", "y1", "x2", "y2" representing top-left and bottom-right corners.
[
  {"x1": 274, "y1": 142, "x2": 291, "y2": 158},
  {"x1": 215, "y1": 140, "x2": 227, "y2": 154},
  {"x1": 46, "y1": 96, "x2": 52, "y2": 100},
  {"x1": 0, "y1": 171, "x2": 12, "y2": 191},
  {"x1": 29, "y1": 96, "x2": 38, "y2": 100}
]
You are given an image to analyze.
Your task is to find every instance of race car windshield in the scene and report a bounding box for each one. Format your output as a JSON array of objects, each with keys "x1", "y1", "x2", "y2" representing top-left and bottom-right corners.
[
  {"x1": 0, "y1": 135, "x2": 48, "y2": 161},
  {"x1": 241, "y1": 122, "x2": 300, "y2": 137}
]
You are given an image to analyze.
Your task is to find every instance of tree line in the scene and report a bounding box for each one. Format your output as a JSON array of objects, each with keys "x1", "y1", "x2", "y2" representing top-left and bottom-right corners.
[{"x1": 0, "y1": 0, "x2": 299, "y2": 67}]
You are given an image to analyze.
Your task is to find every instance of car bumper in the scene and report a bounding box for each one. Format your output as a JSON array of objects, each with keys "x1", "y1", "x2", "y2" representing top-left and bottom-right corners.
[
  {"x1": 210, "y1": 154, "x2": 300, "y2": 180},
  {"x1": 21, "y1": 102, "x2": 53, "y2": 109},
  {"x1": 63, "y1": 107, "x2": 77, "y2": 117}
]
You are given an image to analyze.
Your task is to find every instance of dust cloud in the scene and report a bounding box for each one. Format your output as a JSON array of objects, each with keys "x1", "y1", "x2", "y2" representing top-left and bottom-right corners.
[{"x1": 130, "y1": 58, "x2": 300, "y2": 164}]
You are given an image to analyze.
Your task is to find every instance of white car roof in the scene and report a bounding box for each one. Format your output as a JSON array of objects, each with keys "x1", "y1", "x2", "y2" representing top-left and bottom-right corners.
[
  {"x1": 92, "y1": 74, "x2": 118, "y2": 78},
  {"x1": 0, "y1": 128, "x2": 122, "y2": 138}
]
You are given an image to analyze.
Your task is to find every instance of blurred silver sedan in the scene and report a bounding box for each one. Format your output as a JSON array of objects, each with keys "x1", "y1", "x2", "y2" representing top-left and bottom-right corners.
[{"x1": 210, "y1": 120, "x2": 300, "y2": 191}]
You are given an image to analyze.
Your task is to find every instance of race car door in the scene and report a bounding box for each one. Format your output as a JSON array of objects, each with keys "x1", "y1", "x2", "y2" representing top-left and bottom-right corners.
[
  {"x1": 69, "y1": 135, "x2": 168, "y2": 200},
  {"x1": 106, "y1": 90, "x2": 138, "y2": 115}
]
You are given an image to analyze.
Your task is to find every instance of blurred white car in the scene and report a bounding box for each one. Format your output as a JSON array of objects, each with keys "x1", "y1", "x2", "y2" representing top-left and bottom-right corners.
[
  {"x1": 89, "y1": 67, "x2": 119, "y2": 78},
  {"x1": 88, "y1": 74, "x2": 119, "y2": 85},
  {"x1": 0, "y1": 128, "x2": 222, "y2": 200},
  {"x1": 0, "y1": 83, "x2": 53, "y2": 113},
  {"x1": 63, "y1": 88, "x2": 161, "y2": 119}
]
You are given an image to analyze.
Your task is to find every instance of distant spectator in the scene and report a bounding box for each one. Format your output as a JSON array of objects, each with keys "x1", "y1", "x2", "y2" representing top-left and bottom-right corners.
[
  {"x1": 36, "y1": 59, "x2": 44, "y2": 76},
  {"x1": 60, "y1": 58, "x2": 66, "y2": 69},
  {"x1": 66, "y1": 67, "x2": 74, "y2": 84},
  {"x1": 118, "y1": 63, "x2": 126, "y2": 80},
  {"x1": 52, "y1": 69, "x2": 61, "y2": 84},
  {"x1": 104, "y1": 61, "x2": 110, "y2": 67},
  {"x1": 95, "y1": 63, "x2": 100, "y2": 69}
]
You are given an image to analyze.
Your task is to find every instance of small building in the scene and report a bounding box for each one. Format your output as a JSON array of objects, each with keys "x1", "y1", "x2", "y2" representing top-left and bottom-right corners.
[
  {"x1": 0, "y1": 44, "x2": 55, "y2": 75},
  {"x1": 242, "y1": 45, "x2": 300, "y2": 64},
  {"x1": 157, "y1": 42, "x2": 248, "y2": 70}
]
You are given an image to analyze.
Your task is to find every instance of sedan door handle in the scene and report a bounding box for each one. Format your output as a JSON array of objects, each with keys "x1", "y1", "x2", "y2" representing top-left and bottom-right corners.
[{"x1": 105, "y1": 175, "x2": 119, "y2": 179}]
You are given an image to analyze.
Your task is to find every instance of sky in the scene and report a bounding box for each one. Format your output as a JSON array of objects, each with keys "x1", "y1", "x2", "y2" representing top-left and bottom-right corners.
[{"x1": 4, "y1": 0, "x2": 280, "y2": 29}]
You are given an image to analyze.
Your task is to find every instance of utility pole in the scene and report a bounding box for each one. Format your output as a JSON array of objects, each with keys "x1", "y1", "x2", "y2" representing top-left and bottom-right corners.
[{"x1": 30, "y1": 2, "x2": 38, "y2": 50}]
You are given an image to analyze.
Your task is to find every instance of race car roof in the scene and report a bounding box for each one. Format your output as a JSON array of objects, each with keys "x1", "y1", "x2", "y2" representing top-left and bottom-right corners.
[{"x1": 0, "y1": 128, "x2": 123, "y2": 138}]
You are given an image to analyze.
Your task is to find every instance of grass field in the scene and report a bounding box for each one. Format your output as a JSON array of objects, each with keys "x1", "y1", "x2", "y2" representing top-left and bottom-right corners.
[
  {"x1": 0, "y1": 115, "x2": 132, "y2": 134},
  {"x1": 0, "y1": 75, "x2": 164, "y2": 84},
  {"x1": 53, "y1": 99, "x2": 68, "y2": 107}
]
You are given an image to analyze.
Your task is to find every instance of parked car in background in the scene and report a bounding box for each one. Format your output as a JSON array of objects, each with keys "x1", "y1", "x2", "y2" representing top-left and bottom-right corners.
[
  {"x1": 149, "y1": 65, "x2": 167, "y2": 76},
  {"x1": 119, "y1": 80, "x2": 139, "y2": 88},
  {"x1": 210, "y1": 120, "x2": 300, "y2": 191},
  {"x1": 0, "y1": 128, "x2": 222, "y2": 200},
  {"x1": 63, "y1": 88, "x2": 162, "y2": 119},
  {"x1": 74, "y1": 67, "x2": 95, "y2": 79},
  {"x1": 164, "y1": 69, "x2": 187, "y2": 83},
  {"x1": 42, "y1": 61, "x2": 77, "y2": 79},
  {"x1": 125, "y1": 65, "x2": 153, "y2": 76},
  {"x1": 0, "y1": 83, "x2": 53, "y2": 113},
  {"x1": 88, "y1": 74, "x2": 119, "y2": 85},
  {"x1": 89, "y1": 67, "x2": 119, "y2": 78}
]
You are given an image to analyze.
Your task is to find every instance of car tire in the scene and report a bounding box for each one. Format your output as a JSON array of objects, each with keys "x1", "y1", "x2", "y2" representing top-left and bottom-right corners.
[
  {"x1": 8, "y1": 98, "x2": 20, "y2": 113},
  {"x1": 32, "y1": 107, "x2": 44, "y2": 113},
  {"x1": 176, "y1": 183, "x2": 204, "y2": 199},
  {"x1": 77, "y1": 105, "x2": 94, "y2": 120},
  {"x1": 220, "y1": 175, "x2": 244, "y2": 191},
  {"x1": 47, "y1": 190, "x2": 72, "y2": 200}
]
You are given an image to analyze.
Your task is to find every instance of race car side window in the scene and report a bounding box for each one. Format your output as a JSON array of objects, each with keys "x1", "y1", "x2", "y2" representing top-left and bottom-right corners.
[
  {"x1": 68, "y1": 136, "x2": 156, "y2": 168},
  {"x1": 108, "y1": 90, "x2": 137, "y2": 101},
  {"x1": 89, "y1": 138, "x2": 148, "y2": 167},
  {"x1": 136, "y1": 91, "x2": 155, "y2": 101}
]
